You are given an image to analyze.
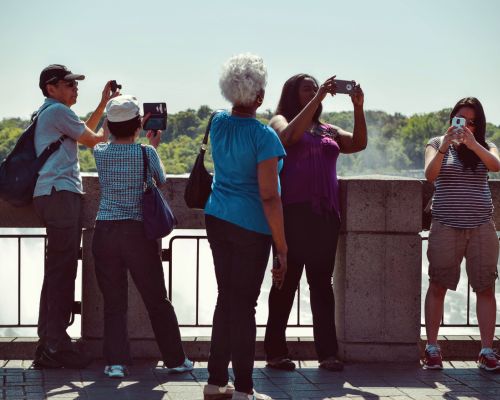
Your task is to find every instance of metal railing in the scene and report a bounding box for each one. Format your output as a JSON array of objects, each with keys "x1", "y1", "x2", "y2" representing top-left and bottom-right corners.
[
  {"x1": 0, "y1": 233, "x2": 80, "y2": 329},
  {"x1": 167, "y1": 235, "x2": 311, "y2": 328},
  {"x1": 2, "y1": 232, "x2": 497, "y2": 330}
]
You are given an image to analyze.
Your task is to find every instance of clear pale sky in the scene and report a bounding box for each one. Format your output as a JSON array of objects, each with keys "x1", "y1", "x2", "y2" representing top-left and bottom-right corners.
[{"x1": 1, "y1": 0, "x2": 499, "y2": 124}]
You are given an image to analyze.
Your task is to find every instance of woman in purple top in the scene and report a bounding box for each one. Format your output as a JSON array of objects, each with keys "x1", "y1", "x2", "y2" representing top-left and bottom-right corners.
[{"x1": 264, "y1": 74, "x2": 367, "y2": 371}]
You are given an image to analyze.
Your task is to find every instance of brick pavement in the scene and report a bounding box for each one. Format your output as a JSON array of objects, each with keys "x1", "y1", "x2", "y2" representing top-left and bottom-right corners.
[{"x1": 1, "y1": 360, "x2": 500, "y2": 400}]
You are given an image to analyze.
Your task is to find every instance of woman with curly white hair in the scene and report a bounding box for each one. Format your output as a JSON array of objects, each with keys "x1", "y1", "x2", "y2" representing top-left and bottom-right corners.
[{"x1": 202, "y1": 53, "x2": 287, "y2": 400}]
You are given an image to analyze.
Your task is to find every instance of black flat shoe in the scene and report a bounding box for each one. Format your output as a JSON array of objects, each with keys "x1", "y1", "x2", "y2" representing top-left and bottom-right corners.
[{"x1": 266, "y1": 358, "x2": 296, "y2": 371}]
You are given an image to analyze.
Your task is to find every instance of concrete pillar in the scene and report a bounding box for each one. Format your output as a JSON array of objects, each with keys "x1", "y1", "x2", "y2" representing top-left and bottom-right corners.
[{"x1": 334, "y1": 177, "x2": 423, "y2": 362}]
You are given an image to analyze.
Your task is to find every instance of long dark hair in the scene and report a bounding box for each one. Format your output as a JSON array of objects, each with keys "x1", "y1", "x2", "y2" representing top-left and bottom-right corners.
[
  {"x1": 450, "y1": 97, "x2": 488, "y2": 171},
  {"x1": 275, "y1": 74, "x2": 322, "y2": 123}
]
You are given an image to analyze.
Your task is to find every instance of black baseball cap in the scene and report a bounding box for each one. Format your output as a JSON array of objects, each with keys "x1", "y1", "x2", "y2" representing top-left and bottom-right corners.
[{"x1": 39, "y1": 64, "x2": 85, "y2": 90}]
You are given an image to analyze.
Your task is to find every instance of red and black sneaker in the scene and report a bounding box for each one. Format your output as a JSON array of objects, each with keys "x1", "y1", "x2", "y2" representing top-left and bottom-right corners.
[
  {"x1": 477, "y1": 348, "x2": 500, "y2": 372},
  {"x1": 423, "y1": 344, "x2": 443, "y2": 370}
]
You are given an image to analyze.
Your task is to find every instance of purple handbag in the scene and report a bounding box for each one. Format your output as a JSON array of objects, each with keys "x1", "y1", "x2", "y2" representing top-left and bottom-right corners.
[{"x1": 141, "y1": 145, "x2": 177, "y2": 240}]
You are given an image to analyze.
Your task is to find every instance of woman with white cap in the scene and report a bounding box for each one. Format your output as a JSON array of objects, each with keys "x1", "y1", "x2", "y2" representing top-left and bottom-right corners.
[{"x1": 92, "y1": 94, "x2": 192, "y2": 378}]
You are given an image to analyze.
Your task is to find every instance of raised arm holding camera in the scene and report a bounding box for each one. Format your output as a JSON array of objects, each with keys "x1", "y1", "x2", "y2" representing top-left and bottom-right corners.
[{"x1": 264, "y1": 73, "x2": 367, "y2": 372}]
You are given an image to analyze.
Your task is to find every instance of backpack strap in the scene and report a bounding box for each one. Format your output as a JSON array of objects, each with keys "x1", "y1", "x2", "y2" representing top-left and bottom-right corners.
[
  {"x1": 33, "y1": 103, "x2": 67, "y2": 155},
  {"x1": 37, "y1": 136, "x2": 66, "y2": 160}
]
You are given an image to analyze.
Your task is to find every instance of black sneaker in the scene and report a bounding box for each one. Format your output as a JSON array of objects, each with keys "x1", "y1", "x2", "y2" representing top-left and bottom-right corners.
[
  {"x1": 32, "y1": 342, "x2": 62, "y2": 369},
  {"x1": 42, "y1": 348, "x2": 92, "y2": 369},
  {"x1": 32, "y1": 352, "x2": 63, "y2": 369},
  {"x1": 266, "y1": 357, "x2": 296, "y2": 371}
]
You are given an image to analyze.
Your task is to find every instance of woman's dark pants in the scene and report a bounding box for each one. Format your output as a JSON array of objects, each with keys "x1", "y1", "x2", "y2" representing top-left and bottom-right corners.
[
  {"x1": 92, "y1": 220, "x2": 185, "y2": 367},
  {"x1": 264, "y1": 203, "x2": 340, "y2": 362},
  {"x1": 205, "y1": 215, "x2": 271, "y2": 393}
]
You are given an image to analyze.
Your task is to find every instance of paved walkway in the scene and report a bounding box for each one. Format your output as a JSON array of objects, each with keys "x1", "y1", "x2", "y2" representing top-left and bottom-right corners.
[{"x1": 1, "y1": 360, "x2": 500, "y2": 400}]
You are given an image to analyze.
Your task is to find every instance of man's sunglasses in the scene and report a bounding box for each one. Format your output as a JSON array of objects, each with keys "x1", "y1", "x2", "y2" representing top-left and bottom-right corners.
[{"x1": 46, "y1": 78, "x2": 78, "y2": 88}]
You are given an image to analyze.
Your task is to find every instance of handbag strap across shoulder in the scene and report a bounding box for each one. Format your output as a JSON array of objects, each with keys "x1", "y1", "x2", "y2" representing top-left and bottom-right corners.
[
  {"x1": 140, "y1": 145, "x2": 150, "y2": 189},
  {"x1": 200, "y1": 109, "x2": 224, "y2": 153}
]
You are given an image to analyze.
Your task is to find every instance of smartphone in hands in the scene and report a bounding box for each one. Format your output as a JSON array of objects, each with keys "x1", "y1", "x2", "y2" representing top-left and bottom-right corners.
[
  {"x1": 143, "y1": 103, "x2": 167, "y2": 131},
  {"x1": 451, "y1": 117, "x2": 466, "y2": 144},
  {"x1": 333, "y1": 79, "x2": 356, "y2": 94},
  {"x1": 452, "y1": 117, "x2": 466, "y2": 129}
]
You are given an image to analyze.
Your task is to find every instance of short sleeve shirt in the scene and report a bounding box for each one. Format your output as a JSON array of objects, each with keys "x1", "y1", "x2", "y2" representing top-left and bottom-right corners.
[
  {"x1": 427, "y1": 136, "x2": 496, "y2": 228},
  {"x1": 33, "y1": 98, "x2": 86, "y2": 197},
  {"x1": 204, "y1": 111, "x2": 286, "y2": 234},
  {"x1": 94, "y1": 143, "x2": 166, "y2": 221}
]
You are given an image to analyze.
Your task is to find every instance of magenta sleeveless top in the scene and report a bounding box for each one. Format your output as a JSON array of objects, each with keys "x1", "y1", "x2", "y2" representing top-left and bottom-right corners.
[{"x1": 280, "y1": 124, "x2": 340, "y2": 217}]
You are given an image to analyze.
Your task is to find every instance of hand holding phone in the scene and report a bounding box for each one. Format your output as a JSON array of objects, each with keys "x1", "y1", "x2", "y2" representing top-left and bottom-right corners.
[
  {"x1": 143, "y1": 103, "x2": 167, "y2": 131},
  {"x1": 451, "y1": 117, "x2": 466, "y2": 144}
]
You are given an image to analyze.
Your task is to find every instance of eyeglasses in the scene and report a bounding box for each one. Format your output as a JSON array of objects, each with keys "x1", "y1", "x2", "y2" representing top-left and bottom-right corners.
[
  {"x1": 47, "y1": 79, "x2": 78, "y2": 88},
  {"x1": 61, "y1": 81, "x2": 78, "y2": 88}
]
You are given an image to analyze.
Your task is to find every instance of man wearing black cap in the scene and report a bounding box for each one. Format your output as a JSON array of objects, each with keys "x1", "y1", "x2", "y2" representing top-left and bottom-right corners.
[{"x1": 33, "y1": 64, "x2": 116, "y2": 369}]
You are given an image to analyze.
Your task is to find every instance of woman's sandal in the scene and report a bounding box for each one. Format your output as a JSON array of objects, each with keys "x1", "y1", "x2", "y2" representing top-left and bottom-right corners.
[
  {"x1": 319, "y1": 356, "x2": 344, "y2": 371},
  {"x1": 265, "y1": 357, "x2": 296, "y2": 371}
]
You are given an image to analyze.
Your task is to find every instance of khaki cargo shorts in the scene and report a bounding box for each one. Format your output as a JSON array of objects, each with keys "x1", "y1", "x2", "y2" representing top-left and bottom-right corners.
[{"x1": 427, "y1": 219, "x2": 499, "y2": 292}]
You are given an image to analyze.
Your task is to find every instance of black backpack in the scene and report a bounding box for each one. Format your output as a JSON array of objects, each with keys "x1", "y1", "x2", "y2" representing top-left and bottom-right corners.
[{"x1": 0, "y1": 105, "x2": 66, "y2": 207}]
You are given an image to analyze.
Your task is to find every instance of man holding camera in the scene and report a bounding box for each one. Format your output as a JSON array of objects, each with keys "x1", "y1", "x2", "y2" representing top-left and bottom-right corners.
[{"x1": 33, "y1": 64, "x2": 116, "y2": 369}]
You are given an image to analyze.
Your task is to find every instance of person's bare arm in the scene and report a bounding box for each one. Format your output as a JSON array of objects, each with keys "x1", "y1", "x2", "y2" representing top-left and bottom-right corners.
[
  {"x1": 77, "y1": 125, "x2": 108, "y2": 148},
  {"x1": 336, "y1": 85, "x2": 367, "y2": 153},
  {"x1": 271, "y1": 76, "x2": 336, "y2": 147},
  {"x1": 257, "y1": 157, "x2": 287, "y2": 288},
  {"x1": 461, "y1": 127, "x2": 500, "y2": 172},
  {"x1": 85, "y1": 81, "x2": 119, "y2": 131}
]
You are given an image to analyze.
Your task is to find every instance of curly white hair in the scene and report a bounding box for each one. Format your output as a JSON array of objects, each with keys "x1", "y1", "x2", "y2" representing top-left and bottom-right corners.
[{"x1": 219, "y1": 53, "x2": 267, "y2": 107}]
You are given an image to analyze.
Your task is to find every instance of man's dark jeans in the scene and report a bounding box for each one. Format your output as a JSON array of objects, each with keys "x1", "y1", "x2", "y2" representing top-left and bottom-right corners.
[
  {"x1": 265, "y1": 202, "x2": 340, "y2": 362},
  {"x1": 34, "y1": 189, "x2": 82, "y2": 352},
  {"x1": 92, "y1": 220, "x2": 185, "y2": 367},
  {"x1": 205, "y1": 215, "x2": 272, "y2": 393}
]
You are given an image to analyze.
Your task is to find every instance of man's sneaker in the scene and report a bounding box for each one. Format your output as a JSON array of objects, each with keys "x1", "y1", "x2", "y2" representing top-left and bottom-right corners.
[
  {"x1": 32, "y1": 352, "x2": 63, "y2": 369},
  {"x1": 31, "y1": 342, "x2": 62, "y2": 369},
  {"x1": 166, "y1": 358, "x2": 194, "y2": 374},
  {"x1": 104, "y1": 365, "x2": 128, "y2": 378},
  {"x1": 423, "y1": 344, "x2": 443, "y2": 370},
  {"x1": 231, "y1": 390, "x2": 272, "y2": 400},
  {"x1": 477, "y1": 348, "x2": 500, "y2": 372},
  {"x1": 42, "y1": 348, "x2": 92, "y2": 369},
  {"x1": 203, "y1": 383, "x2": 235, "y2": 399}
]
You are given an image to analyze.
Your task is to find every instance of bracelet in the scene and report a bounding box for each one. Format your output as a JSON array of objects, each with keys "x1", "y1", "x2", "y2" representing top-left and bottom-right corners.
[{"x1": 438, "y1": 148, "x2": 446, "y2": 154}]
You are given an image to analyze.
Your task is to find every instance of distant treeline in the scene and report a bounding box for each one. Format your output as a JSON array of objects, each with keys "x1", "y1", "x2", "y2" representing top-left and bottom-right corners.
[{"x1": 2, "y1": 106, "x2": 500, "y2": 177}]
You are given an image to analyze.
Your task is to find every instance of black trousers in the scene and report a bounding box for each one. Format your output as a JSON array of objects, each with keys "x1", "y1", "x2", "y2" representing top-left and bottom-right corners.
[
  {"x1": 34, "y1": 189, "x2": 82, "y2": 352},
  {"x1": 92, "y1": 220, "x2": 185, "y2": 366},
  {"x1": 205, "y1": 215, "x2": 271, "y2": 393},
  {"x1": 264, "y1": 203, "x2": 340, "y2": 362}
]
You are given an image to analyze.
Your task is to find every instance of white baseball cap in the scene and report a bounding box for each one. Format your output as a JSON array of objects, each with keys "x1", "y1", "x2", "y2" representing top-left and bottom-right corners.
[{"x1": 106, "y1": 95, "x2": 140, "y2": 122}]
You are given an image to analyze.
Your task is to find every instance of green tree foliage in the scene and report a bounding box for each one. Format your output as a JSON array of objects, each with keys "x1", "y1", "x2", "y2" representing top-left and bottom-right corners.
[{"x1": 3, "y1": 105, "x2": 500, "y2": 178}]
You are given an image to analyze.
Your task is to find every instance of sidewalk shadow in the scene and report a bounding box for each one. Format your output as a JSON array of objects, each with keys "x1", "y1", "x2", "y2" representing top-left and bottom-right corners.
[{"x1": 38, "y1": 360, "x2": 202, "y2": 400}]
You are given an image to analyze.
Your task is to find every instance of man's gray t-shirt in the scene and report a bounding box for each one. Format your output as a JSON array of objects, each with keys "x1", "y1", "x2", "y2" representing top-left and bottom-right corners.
[{"x1": 34, "y1": 98, "x2": 86, "y2": 197}]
